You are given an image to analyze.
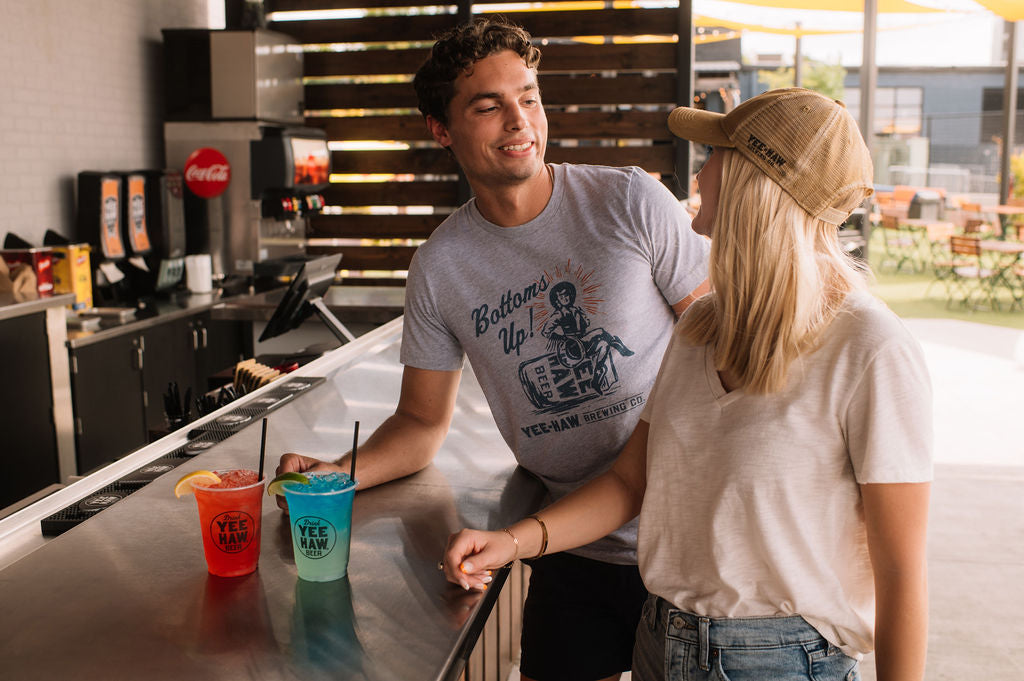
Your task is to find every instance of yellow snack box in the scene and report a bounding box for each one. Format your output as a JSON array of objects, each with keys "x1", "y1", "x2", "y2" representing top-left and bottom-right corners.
[{"x1": 52, "y1": 243, "x2": 92, "y2": 310}]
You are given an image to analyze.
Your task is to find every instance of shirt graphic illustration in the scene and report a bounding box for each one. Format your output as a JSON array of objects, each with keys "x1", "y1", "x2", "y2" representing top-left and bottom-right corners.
[{"x1": 514, "y1": 263, "x2": 635, "y2": 415}]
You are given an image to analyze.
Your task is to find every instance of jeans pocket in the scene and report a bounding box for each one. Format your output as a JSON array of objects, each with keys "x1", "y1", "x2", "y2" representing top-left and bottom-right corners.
[
  {"x1": 805, "y1": 639, "x2": 859, "y2": 681},
  {"x1": 665, "y1": 636, "x2": 692, "y2": 681}
]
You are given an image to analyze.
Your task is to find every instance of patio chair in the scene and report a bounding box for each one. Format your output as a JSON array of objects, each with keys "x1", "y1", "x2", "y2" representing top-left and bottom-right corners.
[
  {"x1": 958, "y1": 203, "x2": 996, "y2": 236},
  {"x1": 878, "y1": 214, "x2": 923, "y2": 273},
  {"x1": 948, "y1": 235, "x2": 999, "y2": 311},
  {"x1": 924, "y1": 223, "x2": 970, "y2": 299},
  {"x1": 1010, "y1": 263, "x2": 1024, "y2": 312}
]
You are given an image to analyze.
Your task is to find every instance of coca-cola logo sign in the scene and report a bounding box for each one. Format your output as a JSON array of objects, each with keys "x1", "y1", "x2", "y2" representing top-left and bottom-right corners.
[{"x1": 183, "y1": 147, "x2": 231, "y2": 198}]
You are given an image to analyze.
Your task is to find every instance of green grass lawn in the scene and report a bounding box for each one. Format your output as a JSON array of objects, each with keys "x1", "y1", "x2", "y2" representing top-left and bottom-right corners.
[{"x1": 865, "y1": 230, "x2": 1024, "y2": 331}]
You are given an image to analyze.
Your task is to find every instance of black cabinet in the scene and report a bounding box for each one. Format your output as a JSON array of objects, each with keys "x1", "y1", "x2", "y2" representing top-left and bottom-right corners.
[
  {"x1": 140, "y1": 317, "x2": 196, "y2": 437},
  {"x1": 69, "y1": 313, "x2": 247, "y2": 473},
  {"x1": 0, "y1": 312, "x2": 62, "y2": 509},
  {"x1": 191, "y1": 312, "x2": 246, "y2": 393},
  {"x1": 70, "y1": 334, "x2": 148, "y2": 475}
]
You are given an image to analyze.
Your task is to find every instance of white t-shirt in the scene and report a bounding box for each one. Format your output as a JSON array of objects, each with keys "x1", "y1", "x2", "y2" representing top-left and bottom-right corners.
[{"x1": 638, "y1": 289, "x2": 933, "y2": 658}]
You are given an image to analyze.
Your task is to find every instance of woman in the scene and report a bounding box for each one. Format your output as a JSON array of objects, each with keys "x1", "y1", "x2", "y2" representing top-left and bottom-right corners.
[{"x1": 443, "y1": 88, "x2": 932, "y2": 681}]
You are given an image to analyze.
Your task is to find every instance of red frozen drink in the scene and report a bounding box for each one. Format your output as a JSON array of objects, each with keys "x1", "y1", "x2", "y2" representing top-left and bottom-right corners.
[{"x1": 191, "y1": 469, "x2": 264, "y2": 577}]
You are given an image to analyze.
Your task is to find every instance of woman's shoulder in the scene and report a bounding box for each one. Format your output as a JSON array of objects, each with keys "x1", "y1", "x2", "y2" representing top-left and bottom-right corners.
[{"x1": 831, "y1": 289, "x2": 919, "y2": 352}]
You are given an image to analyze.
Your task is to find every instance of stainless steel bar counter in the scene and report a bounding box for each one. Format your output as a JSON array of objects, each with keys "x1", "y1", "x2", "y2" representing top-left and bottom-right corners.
[{"x1": 0, "y1": 317, "x2": 544, "y2": 680}]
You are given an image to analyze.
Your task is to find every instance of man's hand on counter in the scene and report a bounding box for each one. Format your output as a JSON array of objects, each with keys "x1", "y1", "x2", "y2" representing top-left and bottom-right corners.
[{"x1": 274, "y1": 453, "x2": 348, "y2": 512}]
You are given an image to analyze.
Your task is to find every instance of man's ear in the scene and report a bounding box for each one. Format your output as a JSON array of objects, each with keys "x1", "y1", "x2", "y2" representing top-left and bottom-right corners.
[{"x1": 425, "y1": 115, "x2": 452, "y2": 148}]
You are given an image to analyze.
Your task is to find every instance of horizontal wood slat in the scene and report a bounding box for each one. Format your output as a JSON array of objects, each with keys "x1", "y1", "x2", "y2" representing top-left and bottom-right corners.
[
  {"x1": 270, "y1": 0, "x2": 424, "y2": 10},
  {"x1": 302, "y1": 42, "x2": 676, "y2": 78},
  {"x1": 305, "y1": 73, "x2": 677, "y2": 109},
  {"x1": 331, "y1": 148, "x2": 457, "y2": 174},
  {"x1": 274, "y1": 9, "x2": 677, "y2": 45},
  {"x1": 306, "y1": 81, "x2": 415, "y2": 109},
  {"x1": 307, "y1": 244, "x2": 418, "y2": 271},
  {"x1": 323, "y1": 180, "x2": 459, "y2": 205},
  {"x1": 271, "y1": 0, "x2": 602, "y2": 7},
  {"x1": 310, "y1": 114, "x2": 432, "y2": 140},
  {"x1": 272, "y1": 14, "x2": 456, "y2": 44},
  {"x1": 328, "y1": 145, "x2": 672, "y2": 174},
  {"x1": 310, "y1": 214, "x2": 443, "y2": 238},
  {"x1": 537, "y1": 42, "x2": 676, "y2": 72},
  {"x1": 483, "y1": 9, "x2": 679, "y2": 40},
  {"x1": 542, "y1": 74, "x2": 676, "y2": 105},
  {"x1": 546, "y1": 145, "x2": 676, "y2": 173},
  {"x1": 304, "y1": 48, "x2": 431, "y2": 77},
  {"x1": 307, "y1": 110, "x2": 672, "y2": 141},
  {"x1": 547, "y1": 111, "x2": 673, "y2": 139}
]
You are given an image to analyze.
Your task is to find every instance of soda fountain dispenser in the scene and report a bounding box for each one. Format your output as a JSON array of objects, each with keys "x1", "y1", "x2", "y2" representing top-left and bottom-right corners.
[{"x1": 162, "y1": 28, "x2": 328, "y2": 287}]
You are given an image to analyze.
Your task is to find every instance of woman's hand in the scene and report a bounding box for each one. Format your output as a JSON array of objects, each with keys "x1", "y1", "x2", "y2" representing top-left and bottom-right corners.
[{"x1": 442, "y1": 528, "x2": 517, "y2": 591}]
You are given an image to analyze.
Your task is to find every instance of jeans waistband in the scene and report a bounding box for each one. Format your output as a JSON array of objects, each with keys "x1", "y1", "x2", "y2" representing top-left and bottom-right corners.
[{"x1": 652, "y1": 595, "x2": 823, "y2": 649}]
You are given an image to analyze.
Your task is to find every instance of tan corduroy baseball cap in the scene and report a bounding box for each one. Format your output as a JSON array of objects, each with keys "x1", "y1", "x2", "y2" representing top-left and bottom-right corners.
[{"x1": 667, "y1": 88, "x2": 873, "y2": 225}]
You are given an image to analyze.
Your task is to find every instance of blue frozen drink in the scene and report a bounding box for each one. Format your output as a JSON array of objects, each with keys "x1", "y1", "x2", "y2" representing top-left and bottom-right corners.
[{"x1": 282, "y1": 472, "x2": 357, "y2": 582}]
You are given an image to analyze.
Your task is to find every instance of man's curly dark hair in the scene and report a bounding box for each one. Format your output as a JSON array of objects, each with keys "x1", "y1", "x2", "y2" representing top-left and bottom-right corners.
[{"x1": 413, "y1": 17, "x2": 541, "y2": 126}]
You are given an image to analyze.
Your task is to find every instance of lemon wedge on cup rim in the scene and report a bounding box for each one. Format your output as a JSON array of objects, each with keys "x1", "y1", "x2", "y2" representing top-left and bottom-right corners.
[
  {"x1": 267, "y1": 471, "x2": 310, "y2": 496},
  {"x1": 173, "y1": 470, "x2": 222, "y2": 498}
]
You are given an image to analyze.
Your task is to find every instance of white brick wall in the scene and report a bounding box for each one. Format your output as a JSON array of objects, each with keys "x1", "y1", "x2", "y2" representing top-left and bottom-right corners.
[{"x1": 0, "y1": 0, "x2": 218, "y2": 246}]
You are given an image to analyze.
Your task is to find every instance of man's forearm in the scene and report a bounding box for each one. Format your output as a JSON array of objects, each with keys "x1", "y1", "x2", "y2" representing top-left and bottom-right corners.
[{"x1": 336, "y1": 410, "x2": 448, "y2": 489}]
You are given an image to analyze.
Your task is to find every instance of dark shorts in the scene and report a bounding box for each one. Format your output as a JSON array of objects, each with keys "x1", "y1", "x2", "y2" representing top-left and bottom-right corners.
[{"x1": 520, "y1": 551, "x2": 648, "y2": 681}]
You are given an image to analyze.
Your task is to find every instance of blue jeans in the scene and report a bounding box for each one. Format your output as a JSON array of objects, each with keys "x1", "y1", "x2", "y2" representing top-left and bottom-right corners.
[{"x1": 633, "y1": 595, "x2": 860, "y2": 681}]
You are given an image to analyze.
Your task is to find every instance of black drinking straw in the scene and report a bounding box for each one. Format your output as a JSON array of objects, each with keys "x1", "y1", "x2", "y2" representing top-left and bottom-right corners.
[
  {"x1": 350, "y1": 421, "x2": 360, "y2": 480},
  {"x1": 258, "y1": 417, "x2": 268, "y2": 481}
]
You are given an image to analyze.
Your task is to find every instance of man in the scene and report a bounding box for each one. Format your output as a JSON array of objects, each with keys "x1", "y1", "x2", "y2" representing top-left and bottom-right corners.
[{"x1": 277, "y1": 17, "x2": 709, "y2": 681}]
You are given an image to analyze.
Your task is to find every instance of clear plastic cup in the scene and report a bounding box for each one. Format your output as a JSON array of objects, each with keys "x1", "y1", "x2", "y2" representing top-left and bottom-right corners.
[
  {"x1": 282, "y1": 472, "x2": 357, "y2": 582},
  {"x1": 192, "y1": 469, "x2": 264, "y2": 577}
]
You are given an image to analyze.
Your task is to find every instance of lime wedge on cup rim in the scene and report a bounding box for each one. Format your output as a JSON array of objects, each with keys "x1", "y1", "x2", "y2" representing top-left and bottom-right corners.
[{"x1": 267, "y1": 472, "x2": 311, "y2": 496}]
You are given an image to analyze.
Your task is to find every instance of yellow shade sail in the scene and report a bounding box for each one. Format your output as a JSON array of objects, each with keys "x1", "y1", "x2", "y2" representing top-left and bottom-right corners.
[
  {"x1": 970, "y1": 0, "x2": 1024, "y2": 22},
  {"x1": 695, "y1": 14, "x2": 861, "y2": 36}
]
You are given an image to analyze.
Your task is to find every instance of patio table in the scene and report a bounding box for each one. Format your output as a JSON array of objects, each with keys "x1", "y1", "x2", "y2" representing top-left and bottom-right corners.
[
  {"x1": 981, "y1": 205, "x2": 1024, "y2": 239},
  {"x1": 980, "y1": 239, "x2": 1024, "y2": 310}
]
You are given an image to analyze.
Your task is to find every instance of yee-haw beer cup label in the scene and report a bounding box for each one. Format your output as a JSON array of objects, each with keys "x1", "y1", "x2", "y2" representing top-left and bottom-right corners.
[
  {"x1": 294, "y1": 517, "x2": 337, "y2": 559},
  {"x1": 209, "y1": 511, "x2": 256, "y2": 553}
]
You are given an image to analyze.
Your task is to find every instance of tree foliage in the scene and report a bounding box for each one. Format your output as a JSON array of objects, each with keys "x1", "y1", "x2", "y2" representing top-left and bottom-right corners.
[{"x1": 758, "y1": 59, "x2": 847, "y2": 102}]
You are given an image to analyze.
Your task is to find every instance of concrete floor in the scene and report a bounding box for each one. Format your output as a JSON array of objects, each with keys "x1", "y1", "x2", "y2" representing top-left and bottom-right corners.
[{"x1": 513, "y1": 318, "x2": 1024, "y2": 681}]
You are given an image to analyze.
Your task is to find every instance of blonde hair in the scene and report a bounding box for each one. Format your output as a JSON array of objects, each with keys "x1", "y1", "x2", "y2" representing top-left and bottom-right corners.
[{"x1": 680, "y1": 149, "x2": 867, "y2": 394}]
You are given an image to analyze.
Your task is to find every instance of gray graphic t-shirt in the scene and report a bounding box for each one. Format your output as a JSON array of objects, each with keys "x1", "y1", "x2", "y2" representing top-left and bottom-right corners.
[{"x1": 401, "y1": 163, "x2": 710, "y2": 563}]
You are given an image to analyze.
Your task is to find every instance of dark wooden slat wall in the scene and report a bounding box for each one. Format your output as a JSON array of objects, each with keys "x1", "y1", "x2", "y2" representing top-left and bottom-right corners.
[{"x1": 268, "y1": 3, "x2": 686, "y2": 283}]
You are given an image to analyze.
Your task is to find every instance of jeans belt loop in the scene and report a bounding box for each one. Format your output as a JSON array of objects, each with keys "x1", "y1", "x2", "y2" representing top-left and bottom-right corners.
[{"x1": 698, "y1": 616, "x2": 711, "y2": 671}]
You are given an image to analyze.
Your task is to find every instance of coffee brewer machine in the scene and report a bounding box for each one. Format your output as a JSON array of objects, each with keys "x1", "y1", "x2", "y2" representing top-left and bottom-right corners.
[{"x1": 162, "y1": 28, "x2": 329, "y2": 286}]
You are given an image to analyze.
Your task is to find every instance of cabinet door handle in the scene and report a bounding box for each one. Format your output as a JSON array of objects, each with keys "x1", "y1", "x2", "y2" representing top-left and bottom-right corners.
[
  {"x1": 136, "y1": 347, "x2": 144, "y2": 371},
  {"x1": 201, "y1": 327, "x2": 208, "y2": 349},
  {"x1": 192, "y1": 328, "x2": 200, "y2": 351}
]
